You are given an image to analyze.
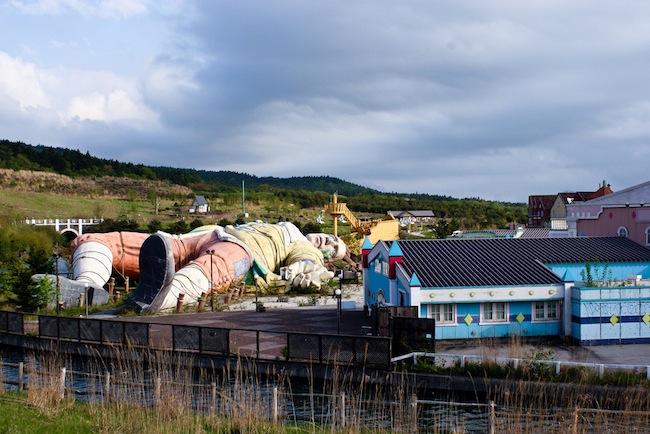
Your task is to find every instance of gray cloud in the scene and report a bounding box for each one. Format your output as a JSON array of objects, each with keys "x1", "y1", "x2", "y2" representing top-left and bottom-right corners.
[{"x1": 2, "y1": 1, "x2": 650, "y2": 202}]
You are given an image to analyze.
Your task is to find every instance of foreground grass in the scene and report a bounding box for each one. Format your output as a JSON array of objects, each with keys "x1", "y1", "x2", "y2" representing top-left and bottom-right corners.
[
  {"x1": 0, "y1": 392, "x2": 321, "y2": 434},
  {"x1": 0, "y1": 393, "x2": 95, "y2": 434}
]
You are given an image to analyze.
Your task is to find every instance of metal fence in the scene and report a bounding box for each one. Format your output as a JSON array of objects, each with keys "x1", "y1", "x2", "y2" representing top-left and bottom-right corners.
[
  {"x1": 0, "y1": 311, "x2": 24, "y2": 334},
  {"x1": 394, "y1": 351, "x2": 650, "y2": 379},
  {"x1": 2, "y1": 358, "x2": 649, "y2": 433},
  {"x1": 0, "y1": 311, "x2": 391, "y2": 369}
]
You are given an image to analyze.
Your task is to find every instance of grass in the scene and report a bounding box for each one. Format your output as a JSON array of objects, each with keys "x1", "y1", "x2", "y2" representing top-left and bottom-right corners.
[
  {"x1": 0, "y1": 391, "x2": 320, "y2": 433},
  {"x1": 0, "y1": 189, "x2": 180, "y2": 223},
  {"x1": 2, "y1": 342, "x2": 650, "y2": 432},
  {"x1": 0, "y1": 393, "x2": 95, "y2": 434},
  {"x1": 410, "y1": 336, "x2": 650, "y2": 388},
  {"x1": 0, "y1": 188, "x2": 340, "y2": 231},
  {"x1": 0, "y1": 349, "x2": 403, "y2": 433}
]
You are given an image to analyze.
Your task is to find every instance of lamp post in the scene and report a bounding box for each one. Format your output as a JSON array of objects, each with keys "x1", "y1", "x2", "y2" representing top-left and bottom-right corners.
[
  {"x1": 254, "y1": 272, "x2": 260, "y2": 311},
  {"x1": 335, "y1": 287, "x2": 342, "y2": 334},
  {"x1": 53, "y1": 245, "x2": 61, "y2": 315},
  {"x1": 206, "y1": 249, "x2": 215, "y2": 311}
]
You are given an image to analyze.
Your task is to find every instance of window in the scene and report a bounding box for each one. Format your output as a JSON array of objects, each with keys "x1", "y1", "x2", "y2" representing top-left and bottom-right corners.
[
  {"x1": 617, "y1": 226, "x2": 629, "y2": 237},
  {"x1": 381, "y1": 261, "x2": 389, "y2": 276},
  {"x1": 533, "y1": 301, "x2": 560, "y2": 322},
  {"x1": 481, "y1": 302, "x2": 508, "y2": 323},
  {"x1": 646, "y1": 227, "x2": 650, "y2": 245},
  {"x1": 373, "y1": 260, "x2": 381, "y2": 274},
  {"x1": 428, "y1": 304, "x2": 456, "y2": 325}
]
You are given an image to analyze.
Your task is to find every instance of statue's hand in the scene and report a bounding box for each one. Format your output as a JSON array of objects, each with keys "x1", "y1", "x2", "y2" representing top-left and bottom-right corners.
[{"x1": 282, "y1": 261, "x2": 334, "y2": 289}]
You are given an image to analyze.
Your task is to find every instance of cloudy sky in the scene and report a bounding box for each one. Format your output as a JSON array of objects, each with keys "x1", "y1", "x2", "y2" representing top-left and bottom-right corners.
[{"x1": 1, "y1": 1, "x2": 649, "y2": 203}]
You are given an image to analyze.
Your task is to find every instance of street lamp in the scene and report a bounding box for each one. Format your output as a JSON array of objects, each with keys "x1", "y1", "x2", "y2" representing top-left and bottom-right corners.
[
  {"x1": 206, "y1": 249, "x2": 215, "y2": 311},
  {"x1": 335, "y1": 287, "x2": 342, "y2": 334}
]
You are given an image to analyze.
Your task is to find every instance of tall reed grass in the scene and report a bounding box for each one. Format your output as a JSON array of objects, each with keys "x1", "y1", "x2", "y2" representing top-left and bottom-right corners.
[{"x1": 3, "y1": 339, "x2": 650, "y2": 433}]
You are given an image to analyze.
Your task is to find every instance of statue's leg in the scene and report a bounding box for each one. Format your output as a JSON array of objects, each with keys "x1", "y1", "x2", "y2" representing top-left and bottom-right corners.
[
  {"x1": 129, "y1": 231, "x2": 251, "y2": 314},
  {"x1": 33, "y1": 240, "x2": 114, "y2": 307},
  {"x1": 41, "y1": 232, "x2": 149, "y2": 307},
  {"x1": 128, "y1": 233, "x2": 176, "y2": 313}
]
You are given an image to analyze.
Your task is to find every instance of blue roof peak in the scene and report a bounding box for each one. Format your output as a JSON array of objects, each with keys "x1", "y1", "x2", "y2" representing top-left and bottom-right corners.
[{"x1": 388, "y1": 241, "x2": 403, "y2": 257}]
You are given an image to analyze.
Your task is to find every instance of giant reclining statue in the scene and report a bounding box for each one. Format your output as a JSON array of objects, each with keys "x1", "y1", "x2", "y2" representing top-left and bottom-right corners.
[{"x1": 46, "y1": 221, "x2": 349, "y2": 314}]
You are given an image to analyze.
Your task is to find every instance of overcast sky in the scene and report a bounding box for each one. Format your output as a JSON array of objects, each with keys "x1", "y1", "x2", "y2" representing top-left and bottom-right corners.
[{"x1": 1, "y1": 1, "x2": 649, "y2": 203}]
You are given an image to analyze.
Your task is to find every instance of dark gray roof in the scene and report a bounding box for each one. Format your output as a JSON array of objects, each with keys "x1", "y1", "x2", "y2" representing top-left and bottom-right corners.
[
  {"x1": 517, "y1": 228, "x2": 551, "y2": 238},
  {"x1": 390, "y1": 237, "x2": 650, "y2": 288},
  {"x1": 193, "y1": 195, "x2": 208, "y2": 206},
  {"x1": 452, "y1": 228, "x2": 551, "y2": 239},
  {"x1": 388, "y1": 210, "x2": 435, "y2": 218}
]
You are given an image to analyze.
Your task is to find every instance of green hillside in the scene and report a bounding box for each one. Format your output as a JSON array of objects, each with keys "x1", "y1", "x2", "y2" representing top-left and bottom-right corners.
[{"x1": 0, "y1": 139, "x2": 527, "y2": 229}]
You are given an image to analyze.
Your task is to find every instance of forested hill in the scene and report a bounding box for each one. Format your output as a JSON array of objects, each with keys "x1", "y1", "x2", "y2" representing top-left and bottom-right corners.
[
  {"x1": 0, "y1": 139, "x2": 527, "y2": 227},
  {"x1": 0, "y1": 139, "x2": 455, "y2": 199},
  {"x1": 1, "y1": 140, "x2": 381, "y2": 197}
]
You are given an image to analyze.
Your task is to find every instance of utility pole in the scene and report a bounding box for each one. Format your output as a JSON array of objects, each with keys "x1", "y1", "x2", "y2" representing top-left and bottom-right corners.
[{"x1": 242, "y1": 180, "x2": 245, "y2": 217}]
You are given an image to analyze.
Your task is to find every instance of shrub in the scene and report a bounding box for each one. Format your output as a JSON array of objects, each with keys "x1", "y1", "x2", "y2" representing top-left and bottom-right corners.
[{"x1": 16, "y1": 274, "x2": 57, "y2": 312}]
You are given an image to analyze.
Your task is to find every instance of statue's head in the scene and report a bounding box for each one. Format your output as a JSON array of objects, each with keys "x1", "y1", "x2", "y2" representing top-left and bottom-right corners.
[{"x1": 306, "y1": 233, "x2": 347, "y2": 261}]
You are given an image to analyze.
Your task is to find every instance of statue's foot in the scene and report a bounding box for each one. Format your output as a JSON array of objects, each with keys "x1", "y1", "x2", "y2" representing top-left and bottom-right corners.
[
  {"x1": 31, "y1": 274, "x2": 109, "y2": 307},
  {"x1": 128, "y1": 233, "x2": 176, "y2": 313}
]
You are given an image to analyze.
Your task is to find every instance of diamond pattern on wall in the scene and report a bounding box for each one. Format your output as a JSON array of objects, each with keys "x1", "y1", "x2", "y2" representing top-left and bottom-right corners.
[
  {"x1": 516, "y1": 312, "x2": 525, "y2": 324},
  {"x1": 610, "y1": 314, "x2": 619, "y2": 326},
  {"x1": 643, "y1": 313, "x2": 650, "y2": 325},
  {"x1": 464, "y1": 314, "x2": 473, "y2": 326}
]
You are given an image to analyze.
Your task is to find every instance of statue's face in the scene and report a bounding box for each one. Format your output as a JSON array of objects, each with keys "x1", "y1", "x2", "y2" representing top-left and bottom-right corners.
[{"x1": 306, "y1": 233, "x2": 345, "y2": 259}]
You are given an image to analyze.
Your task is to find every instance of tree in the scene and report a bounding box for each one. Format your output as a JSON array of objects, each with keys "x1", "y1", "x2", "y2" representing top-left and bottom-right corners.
[
  {"x1": 432, "y1": 219, "x2": 460, "y2": 239},
  {"x1": 147, "y1": 219, "x2": 163, "y2": 233},
  {"x1": 190, "y1": 218, "x2": 204, "y2": 230},
  {"x1": 15, "y1": 273, "x2": 57, "y2": 312},
  {"x1": 0, "y1": 225, "x2": 60, "y2": 311},
  {"x1": 302, "y1": 222, "x2": 322, "y2": 235},
  {"x1": 147, "y1": 189, "x2": 160, "y2": 214},
  {"x1": 86, "y1": 218, "x2": 141, "y2": 233},
  {"x1": 217, "y1": 218, "x2": 233, "y2": 226},
  {"x1": 166, "y1": 220, "x2": 189, "y2": 234}
]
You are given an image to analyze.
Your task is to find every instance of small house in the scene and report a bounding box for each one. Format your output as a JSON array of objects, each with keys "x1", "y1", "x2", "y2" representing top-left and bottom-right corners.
[{"x1": 189, "y1": 195, "x2": 210, "y2": 214}]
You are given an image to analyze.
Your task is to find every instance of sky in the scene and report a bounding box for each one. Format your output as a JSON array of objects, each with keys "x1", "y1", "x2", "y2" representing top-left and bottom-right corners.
[{"x1": 1, "y1": 1, "x2": 650, "y2": 203}]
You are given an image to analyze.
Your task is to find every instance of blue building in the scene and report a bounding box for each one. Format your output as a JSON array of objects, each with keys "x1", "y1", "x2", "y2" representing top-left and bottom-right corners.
[{"x1": 362, "y1": 237, "x2": 650, "y2": 344}]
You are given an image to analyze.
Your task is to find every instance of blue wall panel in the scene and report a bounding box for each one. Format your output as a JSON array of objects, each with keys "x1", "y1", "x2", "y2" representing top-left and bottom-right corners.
[
  {"x1": 548, "y1": 263, "x2": 648, "y2": 282},
  {"x1": 429, "y1": 301, "x2": 561, "y2": 340}
]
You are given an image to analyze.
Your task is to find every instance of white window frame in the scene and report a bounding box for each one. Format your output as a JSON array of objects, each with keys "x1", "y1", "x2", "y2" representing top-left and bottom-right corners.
[
  {"x1": 617, "y1": 226, "x2": 629, "y2": 237},
  {"x1": 373, "y1": 260, "x2": 381, "y2": 274},
  {"x1": 480, "y1": 302, "x2": 509, "y2": 324},
  {"x1": 532, "y1": 301, "x2": 561, "y2": 322},
  {"x1": 381, "y1": 261, "x2": 389, "y2": 276},
  {"x1": 427, "y1": 304, "x2": 456, "y2": 325}
]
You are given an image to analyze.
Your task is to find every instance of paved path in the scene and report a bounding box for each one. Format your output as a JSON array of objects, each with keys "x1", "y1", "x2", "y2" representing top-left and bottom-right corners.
[
  {"x1": 436, "y1": 340, "x2": 650, "y2": 366},
  {"x1": 118, "y1": 305, "x2": 372, "y2": 336}
]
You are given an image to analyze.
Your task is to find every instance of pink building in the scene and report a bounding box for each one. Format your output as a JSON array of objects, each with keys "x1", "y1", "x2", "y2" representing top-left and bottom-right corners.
[{"x1": 567, "y1": 180, "x2": 650, "y2": 247}]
